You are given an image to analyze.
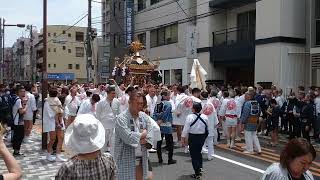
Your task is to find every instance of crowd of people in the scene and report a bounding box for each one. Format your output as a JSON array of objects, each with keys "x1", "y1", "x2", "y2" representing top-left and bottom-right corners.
[{"x1": 0, "y1": 81, "x2": 318, "y2": 180}]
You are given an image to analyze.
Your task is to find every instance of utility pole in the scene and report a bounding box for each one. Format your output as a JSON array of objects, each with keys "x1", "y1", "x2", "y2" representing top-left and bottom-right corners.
[
  {"x1": 86, "y1": 0, "x2": 92, "y2": 83},
  {"x1": 42, "y1": 0, "x2": 48, "y2": 150},
  {"x1": 0, "y1": 18, "x2": 3, "y2": 84},
  {"x1": 28, "y1": 25, "x2": 34, "y2": 83}
]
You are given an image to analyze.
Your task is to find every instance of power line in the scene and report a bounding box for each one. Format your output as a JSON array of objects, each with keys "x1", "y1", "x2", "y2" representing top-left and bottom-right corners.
[
  {"x1": 93, "y1": 0, "x2": 178, "y2": 21},
  {"x1": 97, "y1": 0, "x2": 261, "y2": 38},
  {"x1": 97, "y1": 0, "x2": 211, "y2": 27},
  {"x1": 175, "y1": 0, "x2": 190, "y2": 20},
  {"x1": 47, "y1": 14, "x2": 88, "y2": 43}
]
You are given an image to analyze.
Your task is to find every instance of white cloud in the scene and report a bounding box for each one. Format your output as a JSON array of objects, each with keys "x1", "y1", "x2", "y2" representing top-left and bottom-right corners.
[{"x1": 0, "y1": 0, "x2": 101, "y2": 47}]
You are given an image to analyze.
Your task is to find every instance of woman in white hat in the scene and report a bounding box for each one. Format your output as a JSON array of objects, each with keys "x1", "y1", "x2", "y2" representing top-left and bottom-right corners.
[{"x1": 55, "y1": 114, "x2": 117, "y2": 180}]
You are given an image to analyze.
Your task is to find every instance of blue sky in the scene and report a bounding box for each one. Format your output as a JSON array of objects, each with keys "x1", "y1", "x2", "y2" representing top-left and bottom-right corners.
[{"x1": 0, "y1": 0, "x2": 101, "y2": 47}]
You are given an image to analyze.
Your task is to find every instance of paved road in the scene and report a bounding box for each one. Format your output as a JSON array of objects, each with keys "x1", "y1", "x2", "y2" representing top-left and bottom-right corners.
[{"x1": 0, "y1": 120, "x2": 319, "y2": 180}]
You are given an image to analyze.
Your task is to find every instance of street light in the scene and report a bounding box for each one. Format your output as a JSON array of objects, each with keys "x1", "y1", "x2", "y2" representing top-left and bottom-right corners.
[{"x1": 0, "y1": 18, "x2": 26, "y2": 83}]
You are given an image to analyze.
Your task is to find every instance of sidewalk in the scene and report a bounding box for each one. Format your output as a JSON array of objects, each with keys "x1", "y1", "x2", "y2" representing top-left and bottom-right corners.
[
  {"x1": 257, "y1": 133, "x2": 320, "y2": 152},
  {"x1": 0, "y1": 121, "x2": 64, "y2": 180}
]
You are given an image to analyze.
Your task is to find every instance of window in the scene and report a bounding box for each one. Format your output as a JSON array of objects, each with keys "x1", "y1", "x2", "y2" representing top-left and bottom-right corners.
[
  {"x1": 68, "y1": 33, "x2": 71, "y2": 37},
  {"x1": 118, "y1": 34, "x2": 122, "y2": 44},
  {"x1": 76, "y1": 47, "x2": 84, "y2": 57},
  {"x1": 102, "y1": 65, "x2": 108, "y2": 72},
  {"x1": 48, "y1": 64, "x2": 51, "y2": 68},
  {"x1": 62, "y1": 30, "x2": 66, "y2": 34},
  {"x1": 164, "y1": 70, "x2": 170, "y2": 85},
  {"x1": 62, "y1": 46, "x2": 66, "y2": 50},
  {"x1": 54, "y1": 48, "x2": 56, "y2": 52},
  {"x1": 54, "y1": 64, "x2": 56, "y2": 68},
  {"x1": 114, "y1": 34, "x2": 119, "y2": 48},
  {"x1": 68, "y1": 49, "x2": 72, "y2": 53},
  {"x1": 137, "y1": 33, "x2": 146, "y2": 46},
  {"x1": 316, "y1": 0, "x2": 320, "y2": 46},
  {"x1": 173, "y1": 69, "x2": 182, "y2": 85},
  {"x1": 237, "y1": 10, "x2": 256, "y2": 42},
  {"x1": 113, "y1": 2, "x2": 116, "y2": 16},
  {"x1": 151, "y1": 0, "x2": 162, "y2": 5},
  {"x1": 68, "y1": 64, "x2": 73, "y2": 69},
  {"x1": 48, "y1": 48, "x2": 51, "y2": 52},
  {"x1": 54, "y1": 33, "x2": 57, "y2": 37},
  {"x1": 48, "y1": 33, "x2": 51, "y2": 37},
  {"x1": 76, "y1": 64, "x2": 80, "y2": 70},
  {"x1": 76, "y1": 32, "x2": 84, "y2": 42},
  {"x1": 150, "y1": 24, "x2": 178, "y2": 47},
  {"x1": 138, "y1": 0, "x2": 146, "y2": 11}
]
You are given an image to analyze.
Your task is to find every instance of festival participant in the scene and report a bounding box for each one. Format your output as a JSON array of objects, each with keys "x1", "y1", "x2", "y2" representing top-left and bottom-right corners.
[
  {"x1": 219, "y1": 90, "x2": 238, "y2": 148},
  {"x1": 261, "y1": 138, "x2": 316, "y2": 180},
  {"x1": 96, "y1": 85, "x2": 120, "y2": 153},
  {"x1": 119, "y1": 86, "x2": 135, "y2": 112},
  {"x1": 209, "y1": 90, "x2": 222, "y2": 144},
  {"x1": 56, "y1": 114, "x2": 117, "y2": 180},
  {"x1": 114, "y1": 90, "x2": 153, "y2": 180},
  {"x1": 23, "y1": 84, "x2": 37, "y2": 143},
  {"x1": 65, "y1": 87, "x2": 81, "y2": 127},
  {"x1": 146, "y1": 85, "x2": 158, "y2": 117},
  {"x1": 240, "y1": 92, "x2": 262, "y2": 154},
  {"x1": 182, "y1": 102, "x2": 211, "y2": 179},
  {"x1": 174, "y1": 86, "x2": 192, "y2": 150},
  {"x1": 77, "y1": 94, "x2": 100, "y2": 116},
  {"x1": 201, "y1": 91, "x2": 219, "y2": 160},
  {"x1": 153, "y1": 89, "x2": 176, "y2": 165}
]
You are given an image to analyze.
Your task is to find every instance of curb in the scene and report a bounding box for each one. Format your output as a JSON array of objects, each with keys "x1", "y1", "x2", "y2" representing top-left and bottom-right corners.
[{"x1": 258, "y1": 134, "x2": 320, "y2": 152}]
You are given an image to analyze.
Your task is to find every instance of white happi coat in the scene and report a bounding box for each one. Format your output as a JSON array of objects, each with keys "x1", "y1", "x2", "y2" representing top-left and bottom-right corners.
[
  {"x1": 146, "y1": 94, "x2": 158, "y2": 117},
  {"x1": 208, "y1": 97, "x2": 222, "y2": 113},
  {"x1": 119, "y1": 94, "x2": 130, "y2": 112},
  {"x1": 236, "y1": 94, "x2": 246, "y2": 117},
  {"x1": 77, "y1": 98, "x2": 96, "y2": 116},
  {"x1": 173, "y1": 93, "x2": 193, "y2": 126},
  {"x1": 96, "y1": 98, "x2": 120, "y2": 129},
  {"x1": 201, "y1": 99, "x2": 219, "y2": 137},
  {"x1": 219, "y1": 98, "x2": 238, "y2": 119}
]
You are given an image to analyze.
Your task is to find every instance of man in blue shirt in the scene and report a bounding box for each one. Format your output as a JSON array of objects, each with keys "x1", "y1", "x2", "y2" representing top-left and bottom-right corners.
[
  {"x1": 153, "y1": 89, "x2": 176, "y2": 165},
  {"x1": 240, "y1": 92, "x2": 262, "y2": 154}
]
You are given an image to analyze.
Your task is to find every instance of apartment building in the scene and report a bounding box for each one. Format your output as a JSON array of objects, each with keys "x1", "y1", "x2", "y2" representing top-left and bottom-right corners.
[
  {"x1": 36, "y1": 25, "x2": 98, "y2": 83},
  {"x1": 310, "y1": 0, "x2": 320, "y2": 87},
  {"x1": 12, "y1": 37, "x2": 33, "y2": 82},
  {"x1": 3, "y1": 47, "x2": 13, "y2": 83},
  {"x1": 103, "y1": 0, "x2": 317, "y2": 89},
  {"x1": 97, "y1": 38, "x2": 111, "y2": 82},
  {"x1": 197, "y1": 0, "x2": 316, "y2": 91}
]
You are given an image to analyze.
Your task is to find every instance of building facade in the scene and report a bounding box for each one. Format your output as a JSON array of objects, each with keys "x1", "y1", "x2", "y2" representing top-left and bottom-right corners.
[
  {"x1": 3, "y1": 47, "x2": 13, "y2": 83},
  {"x1": 198, "y1": 0, "x2": 315, "y2": 91},
  {"x1": 36, "y1": 25, "x2": 98, "y2": 83},
  {"x1": 97, "y1": 38, "x2": 111, "y2": 83},
  {"x1": 103, "y1": 0, "x2": 318, "y2": 89},
  {"x1": 12, "y1": 37, "x2": 33, "y2": 82},
  {"x1": 310, "y1": 0, "x2": 320, "y2": 87}
]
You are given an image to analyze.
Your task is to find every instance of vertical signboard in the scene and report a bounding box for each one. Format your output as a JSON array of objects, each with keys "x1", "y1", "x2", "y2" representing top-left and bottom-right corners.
[{"x1": 125, "y1": 0, "x2": 134, "y2": 46}]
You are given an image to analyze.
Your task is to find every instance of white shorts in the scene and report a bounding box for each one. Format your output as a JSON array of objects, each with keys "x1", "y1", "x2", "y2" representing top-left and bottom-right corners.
[
  {"x1": 172, "y1": 119, "x2": 185, "y2": 126},
  {"x1": 225, "y1": 118, "x2": 238, "y2": 128}
]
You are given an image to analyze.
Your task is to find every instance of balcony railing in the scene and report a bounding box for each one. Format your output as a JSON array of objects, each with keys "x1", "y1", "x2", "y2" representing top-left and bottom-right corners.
[
  {"x1": 213, "y1": 26, "x2": 255, "y2": 46},
  {"x1": 211, "y1": 26, "x2": 256, "y2": 65}
]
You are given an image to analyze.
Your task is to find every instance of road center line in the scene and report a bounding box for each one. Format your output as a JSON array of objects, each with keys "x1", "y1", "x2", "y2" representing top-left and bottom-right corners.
[{"x1": 213, "y1": 154, "x2": 266, "y2": 174}]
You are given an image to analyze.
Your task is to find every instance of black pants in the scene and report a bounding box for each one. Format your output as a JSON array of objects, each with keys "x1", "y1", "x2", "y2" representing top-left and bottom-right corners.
[
  {"x1": 313, "y1": 115, "x2": 320, "y2": 141},
  {"x1": 157, "y1": 134, "x2": 173, "y2": 161},
  {"x1": 12, "y1": 125, "x2": 24, "y2": 151},
  {"x1": 189, "y1": 133, "x2": 208, "y2": 176},
  {"x1": 293, "y1": 118, "x2": 301, "y2": 138},
  {"x1": 301, "y1": 121, "x2": 310, "y2": 142},
  {"x1": 287, "y1": 114, "x2": 295, "y2": 138},
  {"x1": 281, "y1": 115, "x2": 288, "y2": 132}
]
